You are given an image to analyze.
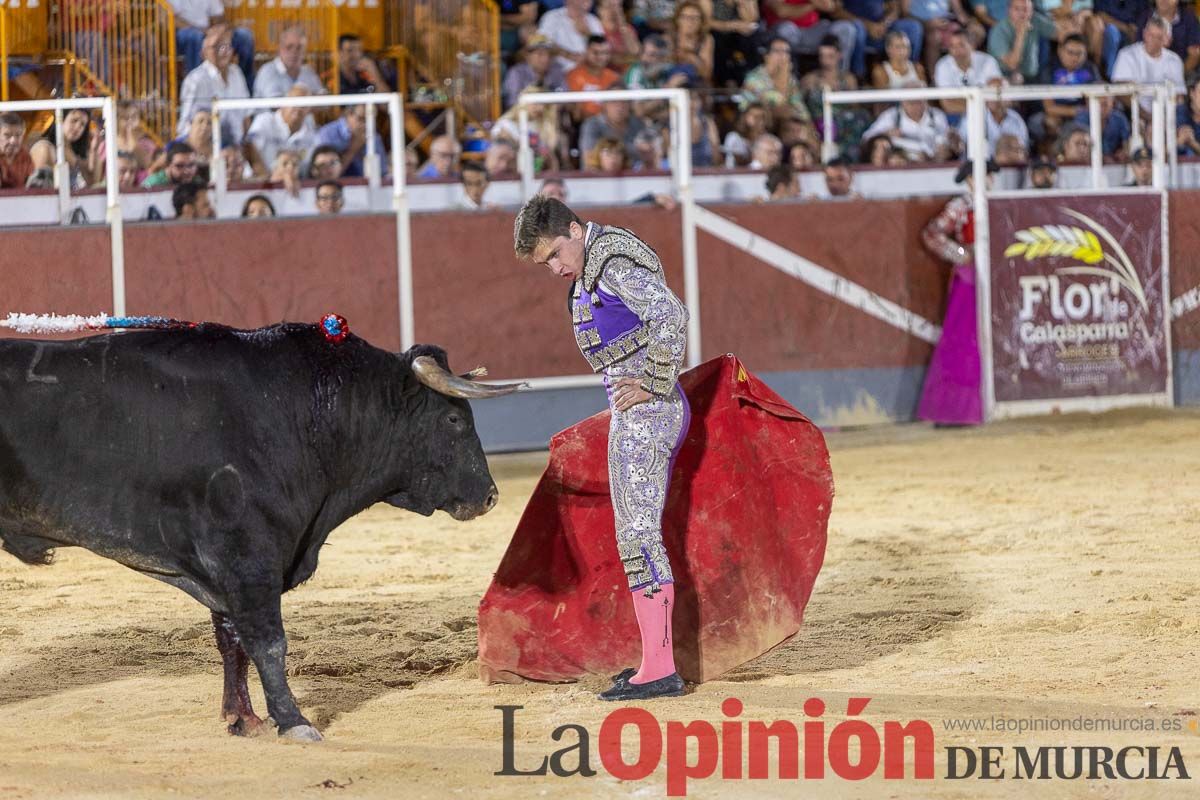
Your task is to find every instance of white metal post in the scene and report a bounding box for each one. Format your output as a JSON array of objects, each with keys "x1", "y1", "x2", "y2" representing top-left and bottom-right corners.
[
  {"x1": 1087, "y1": 95, "x2": 1102, "y2": 188},
  {"x1": 822, "y1": 90, "x2": 835, "y2": 161},
  {"x1": 517, "y1": 105, "x2": 532, "y2": 200},
  {"x1": 389, "y1": 94, "x2": 415, "y2": 352},
  {"x1": 676, "y1": 90, "x2": 701, "y2": 367},
  {"x1": 103, "y1": 97, "x2": 125, "y2": 317},
  {"x1": 54, "y1": 107, "x2": 69, "y2": 223},
  {"x1": 211, "y1": 108, "x2": 226, "y2": 212},
  {"x1": 365, "y1": 102, "x2": 380, "y2": 189},
  {"x1": 1166, "y1": 86, "x2": 1178, "y2": 186},
  {"x1": 1152, "y1": 87, "x2": 1165, "y2": 188},
  {"x1": 967, "y1": 88, "x2": 995, "y2": 419}
]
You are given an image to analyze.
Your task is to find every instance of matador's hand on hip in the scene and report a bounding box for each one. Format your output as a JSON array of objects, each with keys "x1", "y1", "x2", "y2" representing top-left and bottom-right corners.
[{"x1": 613, "y1": 377, "x2": 654, "y2": 412}]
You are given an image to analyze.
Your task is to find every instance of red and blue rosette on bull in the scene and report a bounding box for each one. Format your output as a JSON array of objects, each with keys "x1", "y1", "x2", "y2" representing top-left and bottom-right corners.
[{"x1": 320, "y1": 314, "x2": 350, "y2": 344}]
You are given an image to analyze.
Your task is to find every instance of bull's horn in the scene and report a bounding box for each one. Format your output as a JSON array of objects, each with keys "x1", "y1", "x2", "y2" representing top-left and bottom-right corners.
[{"x1": 412, "y1": 356, "x2": 525, "y2": 399}]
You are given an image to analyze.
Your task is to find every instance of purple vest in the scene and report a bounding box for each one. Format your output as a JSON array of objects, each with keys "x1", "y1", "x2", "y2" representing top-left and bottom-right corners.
[{"x1": 572, "y1": 281, "x2": 648, "y2": 372}]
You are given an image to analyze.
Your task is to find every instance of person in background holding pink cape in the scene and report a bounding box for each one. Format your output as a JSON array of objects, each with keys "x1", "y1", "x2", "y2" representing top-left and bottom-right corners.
[{"x1": 918, "y1": 159, "x2": 997, "y2": 426}]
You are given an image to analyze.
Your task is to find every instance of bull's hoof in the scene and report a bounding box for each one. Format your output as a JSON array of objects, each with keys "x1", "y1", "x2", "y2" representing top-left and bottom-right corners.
[
  {"x1": 225, "y1": 713, "x2": 269, "y2": 737},
  {"x1": 280, "y1": 724, "x2": 323, "y2": 742}
]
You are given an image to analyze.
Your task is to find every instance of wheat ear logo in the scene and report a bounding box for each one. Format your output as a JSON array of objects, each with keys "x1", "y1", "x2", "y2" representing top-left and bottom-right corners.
[{"x1": 1003, "y1": 208, "x2": 1148, "y2": 312}]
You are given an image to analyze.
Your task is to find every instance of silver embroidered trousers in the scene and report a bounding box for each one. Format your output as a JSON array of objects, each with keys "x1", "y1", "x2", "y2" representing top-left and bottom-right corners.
[{"x1": 606, "y1": 381, "x2": 690, "y2": 595}]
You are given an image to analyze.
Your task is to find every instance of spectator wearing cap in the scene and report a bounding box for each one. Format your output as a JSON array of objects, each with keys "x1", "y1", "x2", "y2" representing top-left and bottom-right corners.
[
  {"x1": 933, "y1": 28, "x2": 1002, "y2": 120},
  {"x1": 1175, "y1": 80, "x2": 1200, "y2": 155},
  {"x1": 567, "y1": 36, "x2": 622, "y2": 119},
  {"x1": 1136, "y1": 0, "x2": 1200, "y2": 75},
  {"x1": 538, "y1": 0, "x2": 605, "y2": 71},
  {"x1": 625, "y1": 34, "x2": 697, "y2": 91},
  {"x1": 458, "y1": 162, "x2": 492, "y2": 210},
  {"x1": 765, "y1": 163, "x2": 802, "y2": 200},
  {"x1": 0, "y1": 112, "x2": 34, "y2": 189},
  {"x1": 763, "y1": 0, "x2": 857, "y2": 74},
  {"x1": 1029, "y1": 155, "x2": 1059, "y2": 188},
  {"x1": 1112, "y1": 15, "x2": 1185, "y2": 113},
  {"x1": 503, "y1": 35, "x2": 567, "y2": 109},
  {"x1": 1125, "y1": 146, "x2": 1154, "y2": 185},
  {"x1": 253, "y1": 24, "x2": 326, "y2": 98},
  {"x1": 861, "y1": 80, "x2": 956, "y2": 162},
  {"x1": 958, "y1": 78, "x2": 1028, "y2": 159},
  {"x1": 823, "y1": 157, "x2": 861, "y2": 198},
  {"x1": 987, "y1": 0, "x2": 1057, "y2": 84}
]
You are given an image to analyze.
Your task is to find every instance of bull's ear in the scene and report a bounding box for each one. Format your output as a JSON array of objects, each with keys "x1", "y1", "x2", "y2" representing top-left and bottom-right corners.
[{"x1": 412, "y1": 356, "x2": 525, "y2": 399}]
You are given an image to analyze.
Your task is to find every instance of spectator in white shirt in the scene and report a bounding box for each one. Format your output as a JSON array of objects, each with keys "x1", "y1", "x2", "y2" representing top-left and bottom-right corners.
[
  {"x1": 178, "y1": 26, "x2": 251, "y2": 142},
  {"x1": 247, "y1": 86, "x2": 320, "y2": 173},
  {"x1": 253, "y1": 25, "x2": 326, "y2": 98},
  {"x1": 1111, "y1": 15, "x2": 1185, "y2": 112},
  {"x1": 862, "y1": 81, "x2": 957, "y2": 162},
  {"x1": 168, "y1": 0, "x2": 255, "y2": 85},
  {"x1": 934, "y1": 30, "x2": 1002, "y2": 118},
  {"x1": 538, "y1": 0, "x2": 605, "y2": 71}
]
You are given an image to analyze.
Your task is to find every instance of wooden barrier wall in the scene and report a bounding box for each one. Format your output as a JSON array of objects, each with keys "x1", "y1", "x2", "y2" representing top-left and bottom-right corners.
[{"x1": 2, "y1": 194, "x2": 1198, "y2": 371}]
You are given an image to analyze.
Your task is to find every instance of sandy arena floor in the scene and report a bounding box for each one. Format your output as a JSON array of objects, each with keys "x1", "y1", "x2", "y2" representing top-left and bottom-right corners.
[{"x1": 1, "y1": 408, "x2": 1198, "y2": 799}]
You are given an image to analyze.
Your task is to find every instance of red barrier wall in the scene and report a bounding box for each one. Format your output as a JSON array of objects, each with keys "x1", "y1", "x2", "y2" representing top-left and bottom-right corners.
[
  {"x1": 2, "y1": 194, "x2": 1196, "y2": 371},
  {"x1": 123, "y1": 215, "x2": 402, "y2": 350},
  {"x1": 0, "y1": 226, "x2": 112, "y2": 338}
]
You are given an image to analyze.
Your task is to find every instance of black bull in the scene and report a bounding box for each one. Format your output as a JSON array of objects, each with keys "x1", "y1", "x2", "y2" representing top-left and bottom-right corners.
[{"x1": 0, "y1": 322, "x2": 521, "y2": 740}]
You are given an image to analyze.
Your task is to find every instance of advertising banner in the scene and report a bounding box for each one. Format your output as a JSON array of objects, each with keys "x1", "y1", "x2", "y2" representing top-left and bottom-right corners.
[{"x1": 988, "y1": 194, "x2": 1170, "y2": 405}]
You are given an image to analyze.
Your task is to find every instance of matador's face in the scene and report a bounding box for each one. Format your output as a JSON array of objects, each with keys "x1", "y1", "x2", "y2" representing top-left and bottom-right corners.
[{"x1": 532, "y1": 221, "x2": 586, "y2": 281}]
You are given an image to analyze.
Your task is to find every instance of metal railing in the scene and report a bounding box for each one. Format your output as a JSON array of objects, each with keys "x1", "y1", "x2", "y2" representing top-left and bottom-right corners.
[
  {"x1": 50, "y1": 0, "x2": 177, "y2": 141},
  {"x1": 211, "y1": 92, "x2": 413, "y2": 349},
  {"x1": 0, "y1": 96, "x2": 124, "y2": 314},
  {"x1": 389, "y1": 0, "x2": 499, "y2": 126}
]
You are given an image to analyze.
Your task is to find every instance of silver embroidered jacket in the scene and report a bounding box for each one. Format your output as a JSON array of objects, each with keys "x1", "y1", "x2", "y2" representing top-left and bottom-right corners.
[{"x1": 573, "y1": 224, "x2": 689, "y2": 396}]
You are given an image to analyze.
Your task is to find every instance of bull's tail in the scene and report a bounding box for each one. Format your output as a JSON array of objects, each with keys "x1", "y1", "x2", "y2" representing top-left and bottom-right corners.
[{"x1": 1, "y1": 313, "x2": 195, "y2": 335}]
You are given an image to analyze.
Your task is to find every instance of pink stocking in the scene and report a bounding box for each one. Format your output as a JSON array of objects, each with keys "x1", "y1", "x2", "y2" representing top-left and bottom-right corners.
[{"x1": 630, "y1": 584, "x2": 677, "y2": 684}]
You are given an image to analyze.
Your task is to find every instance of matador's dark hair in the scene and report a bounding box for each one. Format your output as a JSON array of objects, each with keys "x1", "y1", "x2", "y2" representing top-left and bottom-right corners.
[{"x1": 513, "y1": 195, "x2": 582, "y2": 260}]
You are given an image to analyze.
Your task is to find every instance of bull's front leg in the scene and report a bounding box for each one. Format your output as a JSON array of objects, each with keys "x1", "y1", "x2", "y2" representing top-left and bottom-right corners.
[
  {"x1": 211, "y1": 611, "x2": 268, "y2": 737},
  {"x1": 227, "y1": 595, "x2": 322, "y2": 742}
]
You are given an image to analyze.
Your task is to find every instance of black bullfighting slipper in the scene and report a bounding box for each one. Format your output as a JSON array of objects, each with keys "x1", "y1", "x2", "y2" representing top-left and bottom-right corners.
[{"x1": 598, "y1": 672, "x2": 686, "y2": 701}]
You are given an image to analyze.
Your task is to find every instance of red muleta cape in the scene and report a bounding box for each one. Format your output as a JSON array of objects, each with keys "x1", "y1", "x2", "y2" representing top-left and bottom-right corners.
[{"x1": 478, "y1": 354, "x2": 833, "y2": 683}]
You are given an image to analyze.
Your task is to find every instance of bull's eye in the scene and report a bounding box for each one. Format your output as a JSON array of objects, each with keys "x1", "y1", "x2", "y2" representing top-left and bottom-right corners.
[{"x1": 447, "y1": 413, "x2": 462, "y2": 427}]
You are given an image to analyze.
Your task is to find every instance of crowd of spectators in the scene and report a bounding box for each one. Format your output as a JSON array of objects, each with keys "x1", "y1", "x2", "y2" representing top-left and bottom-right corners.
[{"x1": 1, "y1": 0, "x2": 1192, "y2": 216}]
